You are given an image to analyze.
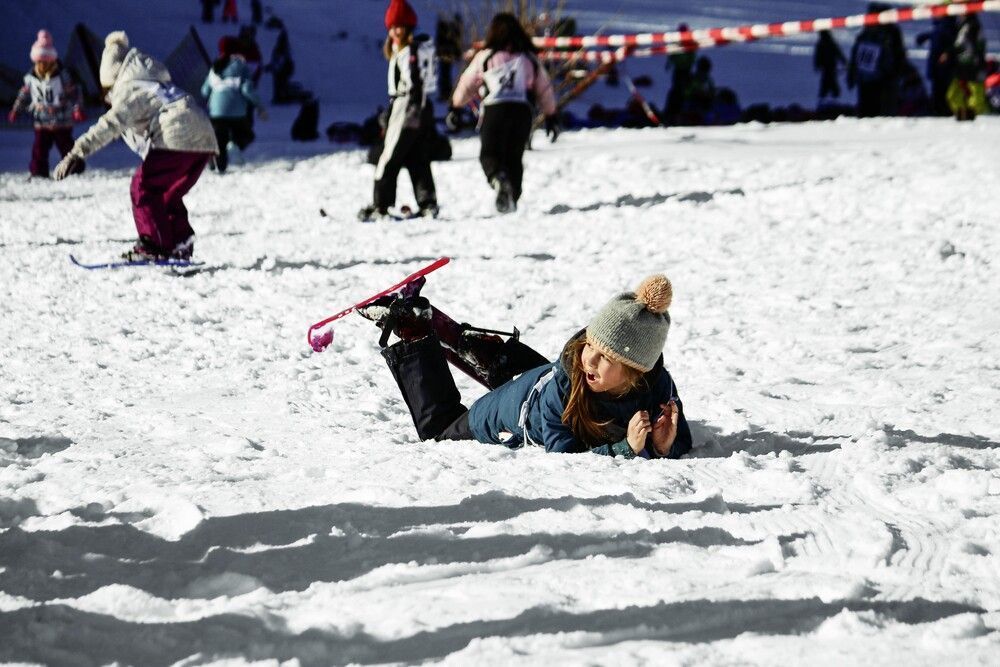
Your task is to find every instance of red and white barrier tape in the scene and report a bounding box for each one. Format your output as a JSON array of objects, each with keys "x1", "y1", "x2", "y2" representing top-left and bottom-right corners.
[{"x1": 535, "y1": 0, "x2": 999, "y2": 50}]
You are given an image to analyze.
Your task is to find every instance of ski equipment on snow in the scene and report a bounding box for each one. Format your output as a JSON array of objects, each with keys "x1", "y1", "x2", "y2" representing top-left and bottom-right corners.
[
  {"x1": 307, "y1": 256, "x2": 450, "y2": 352},
  {"x1": 69, "y1": 254, "x2": 205, "y2": 270}
]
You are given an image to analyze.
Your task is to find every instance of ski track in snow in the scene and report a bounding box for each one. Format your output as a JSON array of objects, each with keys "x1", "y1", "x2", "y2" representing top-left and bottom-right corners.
[{"x1": 1, "y1": 119, "x2": 1000, "y2": 665}]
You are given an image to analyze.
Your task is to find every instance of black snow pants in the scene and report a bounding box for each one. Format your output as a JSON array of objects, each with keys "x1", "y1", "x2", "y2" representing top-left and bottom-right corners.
[
  {"x1": 382, "y1": 333, "x2": 548, "y2": 442},
  {"x1": 478, "y1": 102, "x2": 533, "y2": 202},
  {"x1": 374, "y1": 103, "x2": 437, "y2": 211}
]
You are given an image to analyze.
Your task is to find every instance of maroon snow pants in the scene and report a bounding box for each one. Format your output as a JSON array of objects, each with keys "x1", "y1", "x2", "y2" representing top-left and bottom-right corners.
[
  {"x1": 30, "y1": 127, "x2": 75, "y2": 177},
  {"x1": 130, "y1": 149, "x2": 212, "y2": 253}
]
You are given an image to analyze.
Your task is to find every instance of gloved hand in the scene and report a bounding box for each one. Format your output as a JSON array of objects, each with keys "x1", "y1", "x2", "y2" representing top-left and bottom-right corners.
[
  {"x1": 7, "y1": 110, "x2": 16, "y2": 124},
  {"x1": 444, "y1": 107, "x2": 462, "y2": 133},
  {"x1": 72, "y1": 107, "x2": 86, "y2": 122},
  {"x1": 257, "y1": 107, "x2": 269, "y2": 121},
  {"x1": 544, "y1": 114, "x2": 561, "y2": 143},
  {"x1": 53, "y1": 154, "x2": 83, "y2": 181}
]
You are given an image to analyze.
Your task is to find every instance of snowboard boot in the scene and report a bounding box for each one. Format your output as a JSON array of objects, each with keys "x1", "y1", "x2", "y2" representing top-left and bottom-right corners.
[
  {"x1": 171, "y1": 236, "x2": 195, "y2": 260},
  {"x1": 121, "y1": 236, "x2": 169, "y2": 262},
  {"x1": 417, "y1": 203, "x2": 440, "y2": 219},
  {"x1": 357, "y1": 287, "x2": 434, "y2": 348},
  {"x1": 490, "y1": 174, "x2": 516, "y2": 214},
  {"x1": 358, "y1": 204, "x2": 390, "y2": 222}
]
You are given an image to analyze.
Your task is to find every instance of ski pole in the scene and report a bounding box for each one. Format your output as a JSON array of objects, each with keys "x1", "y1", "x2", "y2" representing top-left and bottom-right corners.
[{"x1": 307, "y1": 257, "x2": 451, "y2": 352}]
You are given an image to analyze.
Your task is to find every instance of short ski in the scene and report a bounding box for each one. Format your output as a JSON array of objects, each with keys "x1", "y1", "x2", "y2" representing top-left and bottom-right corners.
[
  {"x1": 307, "y1": 256, "x2": 450, "y2": 352},
  {"x1": 69, "y1": 254, "x2": 205, "y2": 270}
]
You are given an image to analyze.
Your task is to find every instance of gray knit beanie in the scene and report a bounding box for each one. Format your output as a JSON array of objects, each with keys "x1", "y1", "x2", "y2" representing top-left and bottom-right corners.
[{"x1": 586, "y1": 275, "x2": 672, "y2": 372}]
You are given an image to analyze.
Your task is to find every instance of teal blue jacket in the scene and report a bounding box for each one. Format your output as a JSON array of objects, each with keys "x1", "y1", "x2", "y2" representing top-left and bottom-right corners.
[{"x1": 201, "y1": 56, "x2": 261, "y2": 119}]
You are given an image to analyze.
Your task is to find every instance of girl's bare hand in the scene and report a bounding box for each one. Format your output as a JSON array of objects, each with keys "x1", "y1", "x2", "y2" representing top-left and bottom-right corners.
[
  {"x1": 627, "y1": 410, "x2": 652, "y2": 454},
  {"x1": 651, "y1": 401, "x2": 679, "y2": 456}
]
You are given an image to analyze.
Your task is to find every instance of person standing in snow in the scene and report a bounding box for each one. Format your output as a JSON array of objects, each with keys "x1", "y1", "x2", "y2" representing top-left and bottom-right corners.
[
  {"x1": 202, "y1": 36, "x2": 266, "y2": 174},
  {"x1": 813, "y1": 30, "x2": 846, "y2": 103},
  {"x1": 221, "y1": 0, "x2": 239, "y2": 24},
  {"x1": 359, "y1": 274, "x2": 692, "y2": 459},
  {"x1": 358, "y1": 0, "x2": 440, "y2": 221},
  {"x1": 448, "y1": 13, "x2": 558, "y2": 214},
  {"x1": 52, "y1": 31, "x2": 218, "y2": 261},
  {"x1": 8, "y1": 30, "x2": 86, "y2": 179},
  {"x1": 946, "y1": 13, "x2": 988, "y2": 121}
]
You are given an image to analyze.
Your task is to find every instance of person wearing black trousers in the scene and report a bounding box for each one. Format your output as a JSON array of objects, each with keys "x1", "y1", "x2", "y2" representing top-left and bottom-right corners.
[
  {"x1": 448, "y1": 13, "x2": 559, "y2": 214},
  {"x1": 359, "y1": 0, "x2": 439, "y2": 221}
]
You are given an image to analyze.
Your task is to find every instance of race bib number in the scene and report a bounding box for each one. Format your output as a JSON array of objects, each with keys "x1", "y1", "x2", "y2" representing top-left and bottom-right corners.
[
  {"x1": 482, "y1": 56, "x2": 530, "y2": 105},
  {"x1": 855, "y1": 42, "x2": 882, "y2": 76}
]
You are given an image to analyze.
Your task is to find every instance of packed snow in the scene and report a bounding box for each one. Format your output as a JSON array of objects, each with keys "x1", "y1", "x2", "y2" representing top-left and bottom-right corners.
[
  {"x1": 2, "y1": 1, "x2": 1000, "y2": 665},
  {"x1": 3, "y1": 115, "x2": 999, "y2": 665}
]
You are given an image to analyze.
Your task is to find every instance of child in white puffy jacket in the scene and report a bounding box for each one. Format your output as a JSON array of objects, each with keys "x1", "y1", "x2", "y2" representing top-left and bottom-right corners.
[{"x1": 54, "y1": 31, "x2": 218, "y2": 261}]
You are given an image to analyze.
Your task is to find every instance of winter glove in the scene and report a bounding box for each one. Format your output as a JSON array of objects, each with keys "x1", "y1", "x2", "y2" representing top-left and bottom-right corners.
[
  {"x1": 72, "y1": 107, "x2": 86, "y2": 123},
  {"x1": 53, "y1": 154, "x2": 83, "y2": 181},
  {"x1": 7, "y1": 110, "x2": 15, "y2": 124},
  {"x1": 544, "y1": 114, "x2": 561, "y2": 143},
  {"x1": 444, "y1": 107, "x2": 462, "y2": 133}
]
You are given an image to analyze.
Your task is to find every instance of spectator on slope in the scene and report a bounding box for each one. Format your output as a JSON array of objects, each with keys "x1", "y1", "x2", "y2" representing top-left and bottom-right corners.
[
  {"x1": 222, "y1": 0, "x2": 239, "y2": 24},
  {"x1": 201, "y1": 0, "x2": 218, "y2": 24},
  {"x1": 202, "y1": 36, "x2": 267, "y2": 174},
  {"x1": 358, "y1": 274, "x2": 692, "y2": 459},
  {"x1": 448, "y1": 12, "x2": 558, "y2": 214},
  {"x1": 916, "y1": 15, "x2": 958, "y2": 116},
  {"x1": 8, "y1": 30, "x2": 86, "y2": 179},
  {"x1": 813, "y1": 30, "x2": 846, "y2": 104},
  {"x1": 846, "y1": 3, "x2": 907, "y2": 117},
  {"x1": 358, "y1": 0, "x2": 440, "y2": 221},
  {"x1": 435, "y1": 13, "x2": 463, "y2": 102},
  {"x1": 234, "y1": 25, "x2": 264, "y2": 84},
  {"x1": 680, "y1": 55, "x2": 716, "y2": 125},
  {"x1": 52, "y1": 31, "x2": 218, "y2": 261},
  {"x1": 946, "y1": 13, "x2": 988, "y2": 121},
  {"x1": 663, "y1": 23, "x2": 695, "y2": 125},
  {"x1": 267, "y1": 23, "x2": 295, "y2": 103}
]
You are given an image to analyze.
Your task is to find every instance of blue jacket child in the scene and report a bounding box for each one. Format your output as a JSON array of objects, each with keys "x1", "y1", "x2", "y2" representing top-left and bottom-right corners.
[
  {"x1": 201, "y1": 53, "x2": 261, "y2": 119},
  {"x1": 376, "y1": 274, "x2": 692, "y2": 459}
]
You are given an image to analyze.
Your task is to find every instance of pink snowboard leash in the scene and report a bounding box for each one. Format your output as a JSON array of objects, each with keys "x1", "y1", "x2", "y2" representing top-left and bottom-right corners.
[{"x1": 307, "y1": 257, "x2": 451, "y2": 352}]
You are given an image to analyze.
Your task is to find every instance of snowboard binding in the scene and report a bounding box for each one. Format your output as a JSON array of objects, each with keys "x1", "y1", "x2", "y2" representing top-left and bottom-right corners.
[{"x1": 357, "y1": 275, "x2": 548, "y2": 389}]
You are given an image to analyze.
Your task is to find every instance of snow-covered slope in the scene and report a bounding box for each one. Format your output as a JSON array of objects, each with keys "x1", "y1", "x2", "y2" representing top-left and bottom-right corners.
[{"x1": 1, "y1": 116, "x2": 999, "y2": 664}]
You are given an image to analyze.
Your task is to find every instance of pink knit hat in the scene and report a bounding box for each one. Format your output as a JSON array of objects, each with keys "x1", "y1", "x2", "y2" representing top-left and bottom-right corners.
[{"x1": 30, "y1": 29, "x2": 58, "y2": 63}]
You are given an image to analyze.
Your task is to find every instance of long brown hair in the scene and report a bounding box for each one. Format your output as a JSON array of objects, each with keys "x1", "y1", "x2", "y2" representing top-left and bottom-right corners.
[
  {"x1": 484, "y1": 13, "x2": 538, "y2": 53},
  {"x1": 383, "y1": 27, "x2": 414, "y2": 60},
  {"x1": 561, "y1": 336, "x2": 645, "y2": 447}
]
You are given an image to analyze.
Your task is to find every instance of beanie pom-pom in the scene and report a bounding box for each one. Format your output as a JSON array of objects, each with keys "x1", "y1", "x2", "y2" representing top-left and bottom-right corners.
[
  {"x1": 105, "y1": 31, "x2": 129, "y2": 49},
  {"x1": 635, "y1": 274, "x2": 672, "y2": 314}
]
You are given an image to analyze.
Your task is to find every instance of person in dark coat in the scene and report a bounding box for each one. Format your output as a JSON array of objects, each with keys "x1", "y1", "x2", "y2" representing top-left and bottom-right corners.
[
  {"x1": 847, "y1": 3, "x2": 907, "y2": 117},
  {"x1": 365, "y1": 274, "x2": 692, "y2": 460},
  {"x1": 663, "y1": 23, "x2": 695, "y2": 125},
  {"x1": 814, "y1": 30, "x2": 846, "y2": 102},
  {"x1": 917, "y1": 16, "x2": 958, "y2": 116}
]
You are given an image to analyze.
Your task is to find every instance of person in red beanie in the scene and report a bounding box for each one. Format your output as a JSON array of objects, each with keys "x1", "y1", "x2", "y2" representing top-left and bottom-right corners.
[
  {"x1": 8, "y1": 29, "x2": 86, "y2": 178},
  {"x1": 358, "y1": 0, "x2": 440, "y2": 221}
]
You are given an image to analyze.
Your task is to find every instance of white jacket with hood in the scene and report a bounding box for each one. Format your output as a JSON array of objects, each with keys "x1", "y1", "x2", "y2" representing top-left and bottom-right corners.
[{"x1": 69, "y1": 31, "x2": 218, "y2": 161}]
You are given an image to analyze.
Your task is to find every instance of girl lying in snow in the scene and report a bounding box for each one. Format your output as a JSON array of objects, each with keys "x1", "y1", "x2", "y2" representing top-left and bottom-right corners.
[{"x1": 360, "y1": 275, "x2": 692, "y2": 459}]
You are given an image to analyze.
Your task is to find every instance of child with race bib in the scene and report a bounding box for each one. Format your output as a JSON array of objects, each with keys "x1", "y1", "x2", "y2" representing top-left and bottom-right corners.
[
  {"x1": 53, "y1": 31, "x2": 218, "y2": 261},
  {"x1": 448, "y1": 13, "x2": 559, "y2": 213},
  {"x1": 8, "y1": 30, "x2": 86, "y2": 179},
  {"x1": 362, "y1": 274, "x2": 692, "y2": 459},
  {"x1": 358, "y1": 0, "x2": 440, "y2": 221}
]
